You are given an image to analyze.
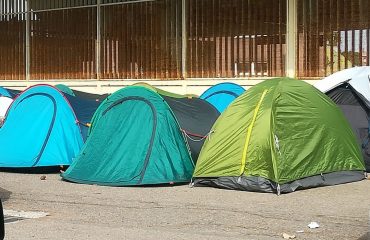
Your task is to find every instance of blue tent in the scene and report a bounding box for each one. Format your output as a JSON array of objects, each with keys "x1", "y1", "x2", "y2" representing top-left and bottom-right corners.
[
  {"x1": 200, "y1": 82, "x2": 245, "y2": 113},
  {"x1": 0, "y1": 87, "x2": 11, "y2": 98},
  {"x1": 0, "y1": 85, "x2": 84, "y2": 167}
]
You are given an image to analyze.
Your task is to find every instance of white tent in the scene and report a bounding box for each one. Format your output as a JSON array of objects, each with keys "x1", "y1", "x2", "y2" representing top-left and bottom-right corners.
[
  {"x1": 0, "y1": 96, "x2": 13, "y2": 118},
  {"x1": 314, "y1": 66, "x2": 370, "y2": 107}
]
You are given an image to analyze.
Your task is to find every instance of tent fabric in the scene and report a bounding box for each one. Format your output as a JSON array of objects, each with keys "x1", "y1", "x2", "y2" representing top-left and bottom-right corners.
[
  {"x1": 5, "y1": 88, "x2": 20, "y2": 98},
  {"x1": 315, "y1": 67, "x2": 370, "y2": 172},
  {"x1": 200, "y1": 82, "x2": 245, "y2": 112},
  {"x1": 73, "y1": 90, "x2": 109, "y2": 102},
  {"x1": 194, "y1": 171, "x2": 365, "y2": 193},
  {"x1": 55, "y1": 84, "x2": 76, "y2": 96},
  {"x1": 62, "y1": 86, "x2": 194, "y2": 186},
  {"x1": 326, "y1": 86, "x2": 370, "y2": 172},
  {"x1": 63, "y1": 94, "x2": 101, "y2": 141},
  {"x1": 0, "y1": 97, "x2": 13, "y2": 118},
  {"x1": 314, "y1": 66, "x2": 370, "y2": 108},
  {"x1": 162, "y1": 96, "x2": 220, "y2": 162},
  {"x1": 56, "y1": 83, "x2": 109, "y2": 102},
  {"x1": 0, "y1": 87, "x2": 20, "y2": 98},
  {"x1": 0, "y1": 87, "x2": 11, "y2": 98},
  {"x1": 134, "y1": 82, "x2": 198, "y2": 98},
  {"x1": 0, "y1": 85, "x2": 84, "y2": 167},
  {"x1": 193, "y1": 78, "x2": 365, "y2": 193}
]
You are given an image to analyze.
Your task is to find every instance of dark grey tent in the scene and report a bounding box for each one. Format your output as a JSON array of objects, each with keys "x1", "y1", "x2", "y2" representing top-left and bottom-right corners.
[
  {"x1": 315, "y1": 67, "x2": 370, "y2": 172},
  {"x1": 162, "y1": 96, "x2": 220, "y2": 162},
  {"x1": 327, "y1": 85, "x2": 370, "y2": 171},
  {"x1": 73, "y1": 90, "x2": 109, "y2": 102},
  {"x1": 64, "y1": 94, "x2": 102, "y2": 141}
]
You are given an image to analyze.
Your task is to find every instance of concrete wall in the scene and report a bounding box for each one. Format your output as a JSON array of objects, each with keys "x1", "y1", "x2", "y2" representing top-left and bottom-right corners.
[{"x1": 0, "y1": 79, "x2": 319, "y2": 95}]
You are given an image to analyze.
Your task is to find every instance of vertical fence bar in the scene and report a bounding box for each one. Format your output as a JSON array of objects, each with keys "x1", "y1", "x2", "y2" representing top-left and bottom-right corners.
[
  {"x1": 96, "y1": 0, "x2": 101, "y2": 80},
  {"x1": 181, "y1": 0, "x2": 187, "y2": 79},
  {"x1": 25, "y1": 0, "x2": 30, "y2": 81}
]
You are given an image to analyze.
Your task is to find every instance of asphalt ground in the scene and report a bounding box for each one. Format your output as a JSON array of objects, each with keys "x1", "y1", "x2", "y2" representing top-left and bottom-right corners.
[{"x1": 0, "y1": 172, "x2": 369, "y2": 240}]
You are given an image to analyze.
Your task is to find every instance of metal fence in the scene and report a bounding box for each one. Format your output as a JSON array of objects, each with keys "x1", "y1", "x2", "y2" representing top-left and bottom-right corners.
[
  {"x1": 186, "y1": 0, "x2": 286, "y2": 78},
  {"x1": 0, "y1": 0, "x2": 369, "y2": 80},
  {"x1": 297, "y1": 0, "x2": 370, "y2": 78}
]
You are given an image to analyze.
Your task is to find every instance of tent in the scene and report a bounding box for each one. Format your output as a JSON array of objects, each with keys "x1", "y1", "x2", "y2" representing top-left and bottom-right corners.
[
  {"x1": 134, "y1": 82, "x2": 198, "y2": 98},
  {"x1": 0, "y1": 96, "x2": 12, "y2": 119},
  {"x1": 162, "y1": 96, "x2": 220, "y2": 162},
  {"x1": 315, "y1": 67, "x2": 370, "y2": 172},
  {"x1": 55, "y1": 84, "x2": 105, "y2": 139},
  {"x1": 63, "y1": 93, "x2": 101, "y2": 141},
  {"x1": 55, "y1": 84, "x2": 108, "y2": 102},
  {"x1": 73, "y1": 90, "x2": 109, "y2": 102},
  {"x1": 0, "y1": 87, "x2": 11, "y2": 98},
  {"x1": 200, "y1": 82, "x2": 245, "y2": 112},
  {"x1": 0, "y1": 87, "x2": 20, "y2": 98},
  {"x1": 193, "y1": 78, "x2": 365, "y2": 194},
  {"x1": 0, "y1": 85, "x2": 84, "y2": 168},
  {"x1": 135, "y1": 82, "x2": 220, "y2": 162},
  {"x1": 62, "y1": 86, "x2": 194, "y2": 186},
  {"x1": 55, "y1": 84, "x2": 76, "y2": 96},
  {"x1": 136, "y1": 83, "x2": 220, "y2": 162}
]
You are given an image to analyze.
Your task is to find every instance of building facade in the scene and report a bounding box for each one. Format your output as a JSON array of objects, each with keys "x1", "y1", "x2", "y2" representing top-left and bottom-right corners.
[{"x1": 0, "y1": 0, "x2": 369, "y2": 83}]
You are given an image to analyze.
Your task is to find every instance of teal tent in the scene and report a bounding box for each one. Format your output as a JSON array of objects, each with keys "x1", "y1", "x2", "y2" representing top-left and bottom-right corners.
[
  {"x1": 62, "y1": 86, "x2": 194, "y2": 186},
  {"x1": 55, "y1": 84, "x2": 75, "y2": 96},
  {"x1": 0, "y1": 87, "x2": 11, "y2": 98}
]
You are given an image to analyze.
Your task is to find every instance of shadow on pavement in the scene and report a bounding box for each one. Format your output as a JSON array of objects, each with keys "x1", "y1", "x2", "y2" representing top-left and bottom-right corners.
[
  {"x1": 357, "y1": 233, "x2": 369, "y2": 240},
  {"x1": 0, "y1": 188, "x2": 11, "y2": 203}
]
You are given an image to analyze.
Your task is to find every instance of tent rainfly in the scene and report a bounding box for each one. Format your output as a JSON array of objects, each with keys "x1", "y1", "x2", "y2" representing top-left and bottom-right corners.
[
  {"x1": 200, "y1": 82, "x2": 245, "y2": 113},
  {"x1": 193, "y1": 78, "x2": 365, "y2": 194},
  {"x1": 136, "y1": 83, "x2": 220, "y2": 162},
  {"x1": 0, "y1": 85, "x2": 84, "y2": 168},
  {"x1": 62, "y1": 86, "x2": 194, "y2": 186}
]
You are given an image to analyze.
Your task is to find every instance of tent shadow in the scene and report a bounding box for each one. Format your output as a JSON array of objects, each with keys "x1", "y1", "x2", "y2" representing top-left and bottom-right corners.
[
  {"x1": 60, "y1": 178, "x2": 190, "y2": 188},
  {"x1": 0, "y1": 166, "x2": 67, "y2": 174},
  {"x1": 127, "y1": 182, "x2": 189, "y2": 188}
]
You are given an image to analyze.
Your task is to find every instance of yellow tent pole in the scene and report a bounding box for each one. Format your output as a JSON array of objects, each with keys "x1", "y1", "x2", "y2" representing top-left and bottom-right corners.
[{"x1": 239, "y1": 89, "x2": 268, "y2": 176}]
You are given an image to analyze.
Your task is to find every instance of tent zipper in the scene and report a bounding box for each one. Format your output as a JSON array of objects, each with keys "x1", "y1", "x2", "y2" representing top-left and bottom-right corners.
[{"x1": 239, "y1": 89, "x2": 268, "y2": 176}]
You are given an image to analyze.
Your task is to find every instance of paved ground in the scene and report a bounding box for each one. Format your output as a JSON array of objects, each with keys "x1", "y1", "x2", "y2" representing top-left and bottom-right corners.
[{"x1": 0, "y1": 172, "x2": 369, "y2": 240}]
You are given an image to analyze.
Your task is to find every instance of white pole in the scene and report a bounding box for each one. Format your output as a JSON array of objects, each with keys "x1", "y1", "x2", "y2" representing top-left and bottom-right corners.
[{"x1": 286, "y1": 0, "x2": 297, "y2": 78}]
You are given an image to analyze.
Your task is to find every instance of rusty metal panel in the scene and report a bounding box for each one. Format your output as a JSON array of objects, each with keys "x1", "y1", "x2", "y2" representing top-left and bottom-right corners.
[
  {"x1": 0, "y1": 13, "x2": 26, "y2": 80},
  {"x1": 29, "y1": 7, "x2": 97, "y2": 80},
  {"x1": 101, "y1": 0, "x2": 182, "y2": 80},
  {"x1": 297, "y1": 0, "x2": 370, "y2": 79},
  {"x1": 186, "y1": 0, "x2": 287, "y2": 78}
]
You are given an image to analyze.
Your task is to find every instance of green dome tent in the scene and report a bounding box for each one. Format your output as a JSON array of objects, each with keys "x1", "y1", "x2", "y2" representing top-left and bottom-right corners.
[
  {"x1": 193, "y1": 78, "x2": 365, "y2": 194},
  {"x1": 62, "y1": 86, "x2": 194, "y2": 186}
]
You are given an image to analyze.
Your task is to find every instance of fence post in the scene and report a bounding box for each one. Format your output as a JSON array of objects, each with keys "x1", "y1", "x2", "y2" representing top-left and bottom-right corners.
[
  {"x1": 96, "y1": 0, "x2": 102, "y2": 80},
  {"x1": 181, "y1": 0, "x2": 187, "y2": 80},
  {"x1": 286, "y1": 0, "x2": 297, "y2": 78},
  {"x1": 25, "y1": 0, "x2": 31, "y2": 81}
]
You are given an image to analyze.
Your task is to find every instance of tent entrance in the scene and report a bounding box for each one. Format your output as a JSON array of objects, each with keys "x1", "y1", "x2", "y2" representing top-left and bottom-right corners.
[
  {"x1": 100, "y1": 97, "x2": 157, "y2": 184},
  {"x1": 15, "y1": 93, "x2": 57, "y2": 167}
]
